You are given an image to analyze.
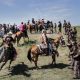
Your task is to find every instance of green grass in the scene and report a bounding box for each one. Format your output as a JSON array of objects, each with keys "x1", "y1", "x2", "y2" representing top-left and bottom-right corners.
[{"x1": 0, "y1": 27, "x2": 80, "y2": 80}]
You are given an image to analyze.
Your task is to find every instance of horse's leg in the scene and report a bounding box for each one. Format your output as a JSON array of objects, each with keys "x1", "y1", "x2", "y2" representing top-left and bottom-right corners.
[
  {"x1": 8, "y1": 60, "x2": 12, "y2": 70},
  {"x1": 0, "y1": 61, "x2": 8, "y2": 71},
  {"x1": 34, "y1": 55, "x2": 39, "y2": 69},
  {"x1": 52, "y1": 54, "x2": 56, "y2": 65},
  {"x1": 22, "y1": 36, "x2": 25, "y2": 43},
  {"x1": 17, "y1": 37, "x2": 20, "y2": 46},
  {"x1": 25, "y1": 33, "x2": 29, "y2": 42},
  {"x1": 16, "y1": 37, "x2": 18, "y2": 46},
  {"x1": 26, "y1": 36, "x2": 29, "y2": 43},
  {"x1": 30, "y1": 27, "x2": 32, "y2": 33}
]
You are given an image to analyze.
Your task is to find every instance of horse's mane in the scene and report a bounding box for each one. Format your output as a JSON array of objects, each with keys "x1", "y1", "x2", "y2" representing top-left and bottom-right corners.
[
  {"x1": 31, "y1": 44, "x2": 37, "y2": 48},
  {"x1": 30, "y1": 44, "x2": 38, "y2": 52}
]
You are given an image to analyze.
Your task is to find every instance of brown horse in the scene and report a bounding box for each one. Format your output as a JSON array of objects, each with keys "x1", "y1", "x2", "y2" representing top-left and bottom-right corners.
[
  {"x1": 53, "y1": 32, "x2": 63, "y2": 49},
  {"x1": 27, "y1": 24, "x2": 36, "y2": 33},
  {"x1": 27, "y1": 43, "x2": 59, "y2": 69},
  {"x1": 13, "y1": 31, "x2": 29, "y2": 46}
]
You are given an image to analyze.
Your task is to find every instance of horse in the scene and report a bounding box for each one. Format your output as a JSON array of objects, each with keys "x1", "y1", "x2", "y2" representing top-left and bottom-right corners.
[
  {"x1": 27, "y1": 39, "x2": 59, "y2": 69},
  {"x1": 13, "y1": 31, "x2": 29, "y2": 46},
  {"x1": 52, "y1": 32, "x2": 63, "y2": 49},
  {"x1": 0, "y1": 43, "x2": 17, "y2": 70},
  {"x1": 27, "y1": 23, "x2": 45, "y2": 33},
  {"x1": 27, "y1": 24, "x2": 36, "y2": 33}
]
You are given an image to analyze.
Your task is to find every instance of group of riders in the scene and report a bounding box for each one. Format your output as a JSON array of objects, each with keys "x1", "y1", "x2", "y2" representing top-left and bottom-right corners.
[
  {"x1": 0, "y1": 19, "x2": 80, "y2": 79},
  {"x1": 0, "y1": 18, "x2": 53, "y2": 35}
]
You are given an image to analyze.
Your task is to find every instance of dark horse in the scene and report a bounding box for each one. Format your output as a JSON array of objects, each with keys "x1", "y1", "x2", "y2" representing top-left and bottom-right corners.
[
  {"x1": 13, "y1": 31, "x2": 29, "y2": 46},
  {"x1": 0, "y1": 43, "x2": 17, "y2": 70}
]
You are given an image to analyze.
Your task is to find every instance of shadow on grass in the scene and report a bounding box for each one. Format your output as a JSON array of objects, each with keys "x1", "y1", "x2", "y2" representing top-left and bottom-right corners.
[
  {"x1": 18, "y1": 40, "x2": 37, "y2": 47},
  {"x1": 9, "y1": 62, "x2": 31, "y2": 77},
  {"x1": 29, "y1": 63, "x2": 69, "y2": 70},
  {"x1": 25, "y1": 40, "x2": 37, "y2": 45},
  {"x1": 0, "y1": 63, "x2": 31, "y2": 79}
]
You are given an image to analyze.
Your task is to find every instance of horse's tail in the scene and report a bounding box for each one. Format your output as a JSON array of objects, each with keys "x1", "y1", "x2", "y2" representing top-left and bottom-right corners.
[
  {"x1": 27, "y1": 47, "x2": 32, "y2": 62},
  {"x1": 12, "y1": 34, "x2": 17, "y2": 43}
]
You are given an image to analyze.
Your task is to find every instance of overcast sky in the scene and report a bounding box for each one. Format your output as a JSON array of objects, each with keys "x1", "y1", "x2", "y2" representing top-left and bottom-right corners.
[{"x1": 0, "y1": 0, "x2": 80, "y2": 25}]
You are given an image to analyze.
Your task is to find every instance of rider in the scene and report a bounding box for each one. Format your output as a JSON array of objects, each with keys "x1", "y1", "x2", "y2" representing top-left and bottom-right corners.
[
  {"x1": 19, "y1": 22, "x2": 26, "y2": 37},
  {"x1": 32, "y1": 18, "x2": 35, "y2": 24},
  {"x1": 19, "y1": 22, "x2": 25, "y2": 32},
  {"x1": 40, "y1": 29, "x2": 50, "y2": 55},
  {"x1": 2, "y1": 31, "x2": 14, "y2": 44},
  {"x1": 5, "y1": 31, "x2": 17, "y2": 60},
  {"x1": 32, "y1": 18, "x2": 35, "y2": 28}
]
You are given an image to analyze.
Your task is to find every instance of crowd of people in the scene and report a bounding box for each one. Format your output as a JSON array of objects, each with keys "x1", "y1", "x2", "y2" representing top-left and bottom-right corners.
[
  {"x1": 0, "y1": 18, "x2": 53, "y2": 35},
  {"x1": 0, "y1": 19, "x2": 80, "y2": 79}
]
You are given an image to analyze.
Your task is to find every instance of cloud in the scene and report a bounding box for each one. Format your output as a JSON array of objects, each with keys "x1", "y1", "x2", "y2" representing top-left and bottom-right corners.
[
  {"x1": 41, "y1": 6, "x2": 71, "y2": 13},
  {"x1": 0, "y1": 0, "x2": 16, "y2": 6},
  {"x1": 34, "y1": 4, "x2": 72, "y2": 22}
]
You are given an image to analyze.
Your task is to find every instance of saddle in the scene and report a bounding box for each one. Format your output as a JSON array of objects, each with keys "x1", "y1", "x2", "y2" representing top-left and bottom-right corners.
[{"x1": 37, "y1": 43, "x2": 56, "y2": 55}]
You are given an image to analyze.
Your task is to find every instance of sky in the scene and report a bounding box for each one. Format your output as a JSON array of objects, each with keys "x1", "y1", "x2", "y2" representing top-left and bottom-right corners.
[{"x1": 0, "y1": 0, "x2": 80, "y2": 25}]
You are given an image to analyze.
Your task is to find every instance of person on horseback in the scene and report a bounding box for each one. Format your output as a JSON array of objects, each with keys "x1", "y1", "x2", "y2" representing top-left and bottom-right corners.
[
  {"x1": 32, "y1": 18, "x2": 35, "y2": 24},
  {"x1": 40, "y1": 29, "x2": 50, "y2": 55},
  {"x1": 0, "y1": 35, "x2": 17, "y2": 70},
  {"x1": 19, "y1": 22, "x2": 28, "y2": 42},
  {"x1": 2, "y1": 31, "x2": 15, "y2": 46},
  {"x1": 32, "y1": 18, "x2": 35, "y2": 29},
  {"x1": 19, "y1": 22, "x2": 25, "y2": 33}
]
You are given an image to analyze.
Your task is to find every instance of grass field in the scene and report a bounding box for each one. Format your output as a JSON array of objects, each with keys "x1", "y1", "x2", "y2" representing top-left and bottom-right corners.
[{"x1": 0, "y1": 27, "x2": 80, "y2": 80}]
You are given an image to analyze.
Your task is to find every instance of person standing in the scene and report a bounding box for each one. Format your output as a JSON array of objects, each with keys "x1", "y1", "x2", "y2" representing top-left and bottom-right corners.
[
  {"x1": 3, "y1": 24, "x2": 7, "y2": 34},
  {"x1": 32, "y1": 18, "x2": 35, "y2": 29},
  {"x1": 73, "y1": 43, "x2": 80, "y2": 79},
  {"x1": 54, "y1": 23, "x2": 57, "y2": 33},
  {"x1": 58, "y1": 21, "x2": 62, "y2": 33},
  {"x1": 63, "y1": 20, "x2": 67, "y2": 35}
]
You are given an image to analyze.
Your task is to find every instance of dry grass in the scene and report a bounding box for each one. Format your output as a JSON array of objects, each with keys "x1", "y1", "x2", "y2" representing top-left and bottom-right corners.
[{"x1": 0, "y1": 27, "x2": 80, "y2": 80}]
